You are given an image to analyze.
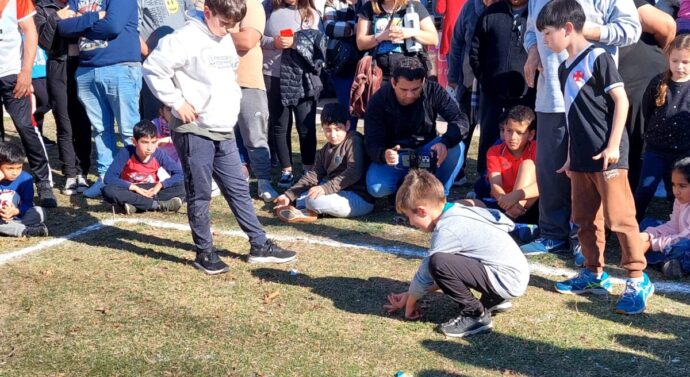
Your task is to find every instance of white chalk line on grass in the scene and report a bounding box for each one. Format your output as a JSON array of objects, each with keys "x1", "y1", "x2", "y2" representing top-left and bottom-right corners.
[{"x1": 2, "y1": 218, "x2": 690, "y2": 295}]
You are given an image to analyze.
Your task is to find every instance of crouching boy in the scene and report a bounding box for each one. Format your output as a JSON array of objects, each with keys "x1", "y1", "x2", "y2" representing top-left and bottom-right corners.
[
  {"x1": 102, "y1": 121, "x2": 185, "y2": 214},
  {"x1": 274, "y1": 103, "x2": 374, "y2": 220},
  {"x1": 385, "y1": 170, "x2": 529, "y2": 338},
  {"x1": 0, "y1": 142, "x2": 48, "y2": 237}
]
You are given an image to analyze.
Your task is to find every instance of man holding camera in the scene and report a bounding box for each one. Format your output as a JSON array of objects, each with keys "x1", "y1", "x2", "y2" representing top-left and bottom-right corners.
[{"x1": 364, "y1": 57, "x2": 469, "y2": 198}]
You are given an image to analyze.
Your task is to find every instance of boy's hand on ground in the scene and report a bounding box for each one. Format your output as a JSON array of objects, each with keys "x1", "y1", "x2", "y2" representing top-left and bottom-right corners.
[
  {"x1": 430, "y1": 143, "x2": 447, "y2": 166},
  {"x1": 176, "y1": 102, "x2": 198, "y2": 123},
  {"x1": 592, "y1": 146, "x2": 620, "y2": 171},
  {"x1": 274, "y1": 195, "x2": 291, "y2": 207},
  {"x1": 385, "y1": 145, "x2": 401, "y2": 166},
  {"x1": 307, "y1": 186, "x2": 325, "y2": 199},
  {"x1": 13, "y1": 71, "x2": 31, "y2": 98},
  {"x1": 384, "y1": 292, "x2": 408, "y2": 313}
]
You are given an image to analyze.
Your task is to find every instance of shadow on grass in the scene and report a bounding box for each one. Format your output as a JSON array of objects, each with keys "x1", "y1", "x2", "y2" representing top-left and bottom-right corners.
[
  {"x1": 422, "y1": 331, "x2": 684, "y2": 377},
  {"x1": 256, "y1": 213, "x2": 426, "y2": 259},
  {"x1": 252, "y1": 267, "x2": 424, "y2": 318}
]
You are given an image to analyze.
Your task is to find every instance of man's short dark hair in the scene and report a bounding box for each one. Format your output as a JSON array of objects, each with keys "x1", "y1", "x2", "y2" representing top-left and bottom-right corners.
[
  {"x1": 0, "y1": 141, "x2": 26, "y2": 166},
  {"x1": 536, "y1": 0, "x2": 585, "y2": 32},
  {"x1": 206, "y1": 0, "x2": 247, "y2": 24},
  {"x1": 500, "y1": 105, "x2": 536, "y2": 130},
  {"x1": 320, "y1": 103, "x2": 349, "y2": 127},
  {"x1": 392, "y1": 56, "x2": 427, "y2": 82},
  {"x1": 133, "y1": 120, "x2": 158, "y2": 140}
]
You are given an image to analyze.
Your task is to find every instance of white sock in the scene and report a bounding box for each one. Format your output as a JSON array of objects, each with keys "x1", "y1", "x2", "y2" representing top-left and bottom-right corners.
[{"x1": 629, "y1": 276, "x2": 645, "y2": 283}]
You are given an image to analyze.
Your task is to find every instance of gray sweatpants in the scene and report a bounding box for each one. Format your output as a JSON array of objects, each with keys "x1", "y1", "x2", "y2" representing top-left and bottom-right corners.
[
  {"x1": 0, "y1": 207, "x2": 46, "y2": 237},
  {"x1": 535, "y1": 112, "x2": 572, "y2": 240}
]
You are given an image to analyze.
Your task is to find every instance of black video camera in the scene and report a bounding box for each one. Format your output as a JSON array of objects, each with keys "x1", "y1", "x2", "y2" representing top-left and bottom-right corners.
[{"x1": 397, "y1": 148, "x2": 438, "y2": 172}]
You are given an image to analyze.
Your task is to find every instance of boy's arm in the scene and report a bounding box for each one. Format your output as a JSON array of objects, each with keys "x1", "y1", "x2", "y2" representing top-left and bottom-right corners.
[
  {"x1": 104, "y1": 148, "x2": 136, "y2": 189},
  {"x1": 523, "y1": 1, "x2": 540, "y2": 88},
  {"x1": 156, "y1": 151, "x2": 184, "y2": 188},
  {"x1": 583, "y1": 0, "x2": 641, "y2": 48},
  {"x1": 320, "y1": 137, "x2": 366, "y2": 195},
  {"x1": 408, "y1": 256, "x2": 436, "y2": 302},
  {"x1": 488, "y1": 173, "x2": 507, "y2": 200},
  {"x1": 142, "y1": 34, "x2": 189, "y2": 113},
  {"x1": 83, "y1": 1, "x2": 135, "y2": 40},
  {"x1": 284, "y1": 170, "x2": 319, "y2": 201},
  {"x1": 17, "y1": 175, "x2": 35, "y2": 217},
  {"x1": 595, "y1": 85, "x2": 628, "y2": 170},
  {"x1": 17, "y1": 14, "x2": 38, "y2": 99},
  {"x1": 56, "y1": 0, "x2": 102, "y2": 38}
]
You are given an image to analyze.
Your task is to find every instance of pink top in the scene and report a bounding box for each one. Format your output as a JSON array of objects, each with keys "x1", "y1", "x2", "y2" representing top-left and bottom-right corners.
[
  {"x1": 152, "y1": 117, "x2": 179, "y2": 163},
  {"x1": 646, "y1": 199, "x2": 690, "y2": 252},
  {"x1": 680, "y1": 0, "x2": 690, "y2": 19}
]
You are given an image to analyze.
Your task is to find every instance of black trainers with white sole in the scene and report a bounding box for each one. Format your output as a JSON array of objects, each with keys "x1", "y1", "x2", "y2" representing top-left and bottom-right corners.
[
  {"x1": 194, "y1": 251, "x2": 229, "y2": 275},
  {"x1": 248, "y1": 240, "x2": 296, "y2": 264},
  {"x1": 438, "y1": 310, "x2": 493, "y2": 338}
]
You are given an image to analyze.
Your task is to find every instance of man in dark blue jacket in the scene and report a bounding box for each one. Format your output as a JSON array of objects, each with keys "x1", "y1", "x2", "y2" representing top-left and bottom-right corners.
[
  {"x1": 57, "y1": 0, "x2": 141, "y2": 198},
  {"x1": 364, "y1": 57, "x2": 469, "y2": 198}
]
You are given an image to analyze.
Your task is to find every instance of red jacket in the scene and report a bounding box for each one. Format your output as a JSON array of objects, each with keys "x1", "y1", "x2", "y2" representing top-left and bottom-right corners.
[{"x1": 436, "y1": 0, "x2": 466, "y2": 55}]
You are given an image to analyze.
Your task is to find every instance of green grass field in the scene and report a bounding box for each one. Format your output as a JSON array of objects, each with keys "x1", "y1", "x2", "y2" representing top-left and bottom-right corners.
[{"x1": 1, "y1": 111, "x2": 689, "y2": 376}]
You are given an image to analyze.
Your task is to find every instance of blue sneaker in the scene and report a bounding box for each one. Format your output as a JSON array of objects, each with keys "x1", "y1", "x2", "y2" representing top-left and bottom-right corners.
[
  {"x1": 520, "y1": 237, "x2": 568, "y2": 255},
  {"x1": 512, "y1": 224, "x2": 539, "y2": 244},
  {"x1": 615, "y1": 273, "x2": 654, "y2": 315},
  {"x1": 571, "y1": 241, "x2": 585, "y2": 267},
  {"x1": 554, "y1": 269, "x2": 613, "y2": 295}
]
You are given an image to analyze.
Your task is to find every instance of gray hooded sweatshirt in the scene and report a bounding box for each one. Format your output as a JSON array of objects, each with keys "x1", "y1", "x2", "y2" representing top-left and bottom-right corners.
[{"x1": 409, "y1": 204, "x2": 530, "y2": 300}]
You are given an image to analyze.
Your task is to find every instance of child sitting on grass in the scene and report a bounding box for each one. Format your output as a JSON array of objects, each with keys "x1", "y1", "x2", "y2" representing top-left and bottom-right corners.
[
  {"x1": 640, "y1": 157, "x2": 690, "y2": 278},
  {"x1": 0, "y1": 142, "x2": 48, "y2": 237},
  {"x1": 102, "y1": 121, "x2": 185, "y2": 215},
  {"x1": 384, "y1": 170, "x2": 529, "y2": 338},
  {"x1": 460, "y1": 105, "x2": 539, "y2": 241},
  {"x1": 274, "y1": 103, "x2": 374, "y2": 220}
]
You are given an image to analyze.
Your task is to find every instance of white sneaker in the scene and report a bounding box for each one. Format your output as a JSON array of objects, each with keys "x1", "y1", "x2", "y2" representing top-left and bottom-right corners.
[
  {"x1": 76, "y1": 175, "x2": 89, "y2": 193},
  {"x1": 83, "y1": 177, "x2": 104, "y2": 198},
  {"x1": 211, "y1": 179, "x2": 221, "y2": 197},
  {"x1": 257, "y1": 179, "x2": 278, "y2": 202},
  {"x1": 62, "y1": 177, "x2": 78, "y2": 196}
]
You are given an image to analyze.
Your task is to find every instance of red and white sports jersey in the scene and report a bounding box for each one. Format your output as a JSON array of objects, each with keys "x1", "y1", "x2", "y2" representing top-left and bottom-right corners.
[{"x1": 0, "y1": 0, "x2": 36, "y2": 77}]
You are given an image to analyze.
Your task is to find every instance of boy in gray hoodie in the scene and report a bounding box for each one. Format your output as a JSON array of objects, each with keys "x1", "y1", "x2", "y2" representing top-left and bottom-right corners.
[
  {"x1": 384, "y1": 170, "x2": 529, "y2": 338},
  {"x1": 143, "y1": 0, "x2": 296, "y2": 275}
]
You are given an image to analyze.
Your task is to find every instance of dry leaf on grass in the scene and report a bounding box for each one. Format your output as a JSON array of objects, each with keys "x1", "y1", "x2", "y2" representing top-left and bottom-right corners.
[
  {"x1": 94, "y1": 307, "x2": 110, "y2": 315},
  {"x1": 263, "y1": 290, "x2": 280, "y2": 304}
]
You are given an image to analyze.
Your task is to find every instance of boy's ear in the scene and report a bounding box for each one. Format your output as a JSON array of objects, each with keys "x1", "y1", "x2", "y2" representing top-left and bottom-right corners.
[
  {"x1": 528, "y1": 129, "x2": 536, "y2": 141},
  {"x1": 564, "y1": 22, "x2": 574, "y2": 35},
  {"x1": 344, "y1": 121, "x2": 351, "y2": 131},
  {"x1": 415, "y1": 206, "x2": 428, "y2": 217},
  {"x1": 131, "y1": 137, "x2": 137, "y2": 145}
]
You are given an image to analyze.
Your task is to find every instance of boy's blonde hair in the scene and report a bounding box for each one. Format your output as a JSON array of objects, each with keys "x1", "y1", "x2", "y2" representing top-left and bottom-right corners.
[{"x1": 395, "y1": 170, "x2": 445, "y2": 214}]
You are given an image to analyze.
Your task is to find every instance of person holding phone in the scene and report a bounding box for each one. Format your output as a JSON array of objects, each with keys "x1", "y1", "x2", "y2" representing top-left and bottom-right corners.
[{"x1": 262, "y1": 0, "x2": 322, "y2": 189}]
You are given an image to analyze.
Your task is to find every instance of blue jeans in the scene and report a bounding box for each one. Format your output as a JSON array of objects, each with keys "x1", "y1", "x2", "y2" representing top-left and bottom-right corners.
[
  {"x1": 634, "y1": 148, "x2": 680, "y2": 222},
  {"x1": 366, "y1": 138, "x2": 465, "y2": 197},
  {"x1": 332, "y1": 75, "x2": 358, "y2": 128},
  {"x1": 76, "y1": 63, "x2": 142, "y2": 176}
]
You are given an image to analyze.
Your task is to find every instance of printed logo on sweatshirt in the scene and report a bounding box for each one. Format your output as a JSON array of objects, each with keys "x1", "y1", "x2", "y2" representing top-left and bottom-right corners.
[
  {"x1": 200, "y1": 46, "x2": 238, "y2": 70},
  {"x1": 165, "y1": 0, "x2": 179, "y2": 14},
  {"x1": 77, "y1": 0, "x2": 109, "y2": 52}
]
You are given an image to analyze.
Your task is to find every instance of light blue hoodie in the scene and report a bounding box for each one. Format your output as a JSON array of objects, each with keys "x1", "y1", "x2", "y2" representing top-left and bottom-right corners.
[
  {"x1": 408, "y1": 204, "x2": 529, "y2": 301},
  {"x1": 523, "y1": 0, "x2": 641, "y2": 113}
]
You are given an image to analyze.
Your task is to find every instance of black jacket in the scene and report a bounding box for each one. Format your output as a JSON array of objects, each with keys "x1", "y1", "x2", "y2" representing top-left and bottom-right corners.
[
  {"x1": 364, "y1": 80, "x2": 469, "y2": 164},
  {"x1": 280, "y1": 29, "x2": 327, "y2": 106},
  {"x1": 34, "y1": 0, "x2": 71, "y2": 61},
  {"x1": 469, "y1": 1, "x2": 531, "y2": 101}
]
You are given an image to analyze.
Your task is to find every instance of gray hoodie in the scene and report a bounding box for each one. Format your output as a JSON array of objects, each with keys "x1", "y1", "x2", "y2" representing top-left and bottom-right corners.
[{"x1": 408, "y1": 204, "x2": 530, "y2": 300}]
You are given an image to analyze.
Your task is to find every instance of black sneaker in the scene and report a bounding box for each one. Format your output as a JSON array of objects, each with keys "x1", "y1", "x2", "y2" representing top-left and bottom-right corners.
[
  {"x1": 248, "y1": 240, "x2": 296, "y2": 264},
  {"x1": 194, "y1": 251, "x2": 229, "y2": 275},
  {"x1": 278, "y1": 171, "x2": 294, "y2": 189},
  {"x1": 157, "y1": 197, "x2": 183, "y2": 212},
  {"x1": 662, "y1": 259, "x2": 684, "y2": 279},
  {"x1": 22, "y1": 223, "x2": 49, "y2": 237},
  {"x1": 37, "y1": 185, "x2": 57, "y2": 208},
  {"x1": 438, "y1": 310, "x2": 493, "y2": 338}
]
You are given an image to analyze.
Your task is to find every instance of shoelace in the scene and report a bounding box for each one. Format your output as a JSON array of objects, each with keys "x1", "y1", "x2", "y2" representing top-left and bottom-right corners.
[{"x1": 620, "y1": 282, "x2": 639, "y2": 301}]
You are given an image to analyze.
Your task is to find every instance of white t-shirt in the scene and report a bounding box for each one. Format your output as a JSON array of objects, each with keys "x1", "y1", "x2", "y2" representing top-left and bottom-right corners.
[{"x1": 0, "y1": 0, "x2": 36, "y2": 78}]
